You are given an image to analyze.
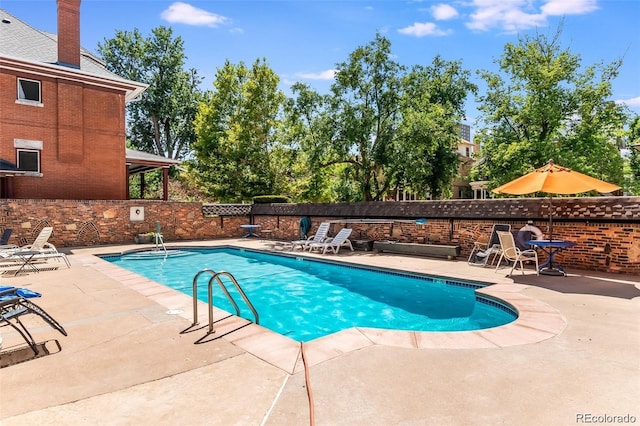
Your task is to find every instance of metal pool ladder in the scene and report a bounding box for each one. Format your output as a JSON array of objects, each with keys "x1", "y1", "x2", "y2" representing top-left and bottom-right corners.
[
  {"x1": 153, "y1": 221, "x2": 167, "y2": 255},
  {"x1": 191, "y1": 269, "x2": 259, "y2": 334}
]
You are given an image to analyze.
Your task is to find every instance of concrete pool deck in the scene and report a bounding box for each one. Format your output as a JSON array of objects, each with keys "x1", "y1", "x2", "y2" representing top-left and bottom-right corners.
[{"x1": 1, "y1": 238, "x2": 638, "y2": 425}]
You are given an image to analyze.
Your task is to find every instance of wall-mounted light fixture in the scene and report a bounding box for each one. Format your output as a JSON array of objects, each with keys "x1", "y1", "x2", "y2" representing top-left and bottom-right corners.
[{"x1": 130, "y1": 206, "x2": 144, "y2": 221}]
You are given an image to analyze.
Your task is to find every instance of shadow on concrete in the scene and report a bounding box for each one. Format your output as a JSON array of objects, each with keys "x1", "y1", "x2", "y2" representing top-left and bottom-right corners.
[
  {"x1": 180, "y1": 315, "x2": 254, "y2": 345},
  {"x1": 511, "y1": 272, "x2": 640, "y2": 300},
  {"x1": 0, "y1": 339, "x2": 62, "y2": 368}
]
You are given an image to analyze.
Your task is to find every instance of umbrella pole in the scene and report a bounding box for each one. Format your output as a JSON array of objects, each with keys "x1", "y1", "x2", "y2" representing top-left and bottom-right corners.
[
  {"x1": 548, "y1": 196, "x2": 553, "y2": 243},
  {"x1": 541, "y1": 196, "x2": 565, "y2": 276}
]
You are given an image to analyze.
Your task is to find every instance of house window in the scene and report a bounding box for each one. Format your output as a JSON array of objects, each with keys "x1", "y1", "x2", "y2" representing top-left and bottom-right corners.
[
  {"x1": 465, "y1": 147, "x2": 470, "y2": 157},
  {"x1": 17, "y1": 149, "x2": 40, "y2": 173},
  {"x1": 17, "y1": 78, "x2": 41, "y2": 103}
]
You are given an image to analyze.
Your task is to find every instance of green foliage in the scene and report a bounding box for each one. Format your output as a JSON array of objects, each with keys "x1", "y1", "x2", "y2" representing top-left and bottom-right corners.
[
  {"x1": 326, "y1": 33, "x2": 403, "y2": 201},
  {"x1": 398, "y1": 57, "x2": 476, "y2": 198},
  {"x1": 98, "y1": 26, "x2": 205, "y2": 160},
  {"x1": 252, "y1": 195, "x2": 292, "y2": 204},
  {"x1": 625, "y1": 116, "x2": 640, "y2": 195},
  {"x1": 282, "y1": 34, "x2": 475, "y2": 201},
  {"x1": 278, "y1": 83, "x2": 336, "y2": 202},
  {"x1": 128, "y1": 170, "x2": 162, "y2": 199},
  {"x1": 191, "y1": 58, "x2": 285, "y2": 202},
  {"x1": 473, "y1": 23, "x2": 629, "y2": 191}
]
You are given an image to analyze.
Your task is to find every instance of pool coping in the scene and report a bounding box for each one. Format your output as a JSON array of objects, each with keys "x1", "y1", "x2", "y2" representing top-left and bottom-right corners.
[{"x1": 81, "y1": 244, "x2": 567, "y2": 375}]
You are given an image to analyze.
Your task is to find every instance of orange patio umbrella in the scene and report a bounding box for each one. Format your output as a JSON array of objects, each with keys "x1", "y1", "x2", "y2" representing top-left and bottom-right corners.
[
  {"x1": 492, "y1": 160, "x2": 621, "y2": 242},
  {"x1": 492, "y1": 160, "x2": 621, "y2": 196}
]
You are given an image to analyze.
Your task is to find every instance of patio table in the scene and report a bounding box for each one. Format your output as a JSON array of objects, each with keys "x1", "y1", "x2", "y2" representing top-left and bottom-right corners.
[
  {"x1": 240, "y1": 224, "x2": 261, "y2": 238},
  {"x1": 526, "y1": 240, "x2": 577, "y2": 276},
  {"x1": 7, "y1": 251, "x2": 42, "y2": 276}
]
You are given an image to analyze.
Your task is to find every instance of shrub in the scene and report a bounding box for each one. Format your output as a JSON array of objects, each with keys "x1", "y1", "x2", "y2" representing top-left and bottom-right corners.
[{"x1": 252, "y1": 195, "x2": 292, "y2": 204}]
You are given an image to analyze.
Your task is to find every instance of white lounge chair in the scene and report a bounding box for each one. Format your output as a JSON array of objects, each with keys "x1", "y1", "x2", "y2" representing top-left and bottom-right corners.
[
  {"x1": 291, "y1": 222, "x2": 330, "y2": 251},
  {"x1": 308, "y1": 228, "x2": 354, "y2": 255},
  {"x1": 494, "y1": 231, "x2": 539, "y2": 276},
  {"x1": 22, "y1": 227, "x2": 58, "y2": 253},
  {"x1": 1, "y1": 227, "x2": 58, "y2": 255},
  {"x1": 0, "y1": 227, "x2": 70, "y2": 273}
]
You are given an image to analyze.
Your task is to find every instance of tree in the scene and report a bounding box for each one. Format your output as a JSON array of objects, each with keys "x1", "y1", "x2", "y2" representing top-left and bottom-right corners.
[
  {"x1": 191, "y1": 59, "x2": 285, "y2": 202},
  {"x1": 398, "y1": 57, "x2": 476, "y2": 198},
  {"x1": 625, "y1": 116, "x2": 640, "y2": 194},
  {"x1": 325, "y1": 33, "x2": 403, "y2": 201},
  {"x1": 289, "y1": 33, "x2": 475, "y2": 201},
  {"x1": 278, "y1": 83, "x2": 336, "y2": 202},
  {"x1": 97, "y1": 26, "x2": 204, "y2": 160},
  {"x1": 472, "y1": 23, "x2": 628, "y2": 189}
]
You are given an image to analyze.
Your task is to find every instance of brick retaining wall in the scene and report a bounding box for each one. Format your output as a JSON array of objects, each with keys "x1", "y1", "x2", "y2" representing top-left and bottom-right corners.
[
  {"x1": 0, "y1": 197, "x2": 638, "y2": 274},
  {"x1": 0, "y1": 199, "x2": 247, "y2": 247}
]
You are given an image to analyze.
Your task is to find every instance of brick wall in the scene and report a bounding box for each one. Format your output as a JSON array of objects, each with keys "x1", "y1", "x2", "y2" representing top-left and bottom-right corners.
[
  {"x1": 0, "y1": 69, "x2": 128, "y2": 200},
  {"x1": 0, "y1": 197, "x2": 638, "y2": 275},
  {"x1": 250, "y1": 197, "x2": 640, "y2": 275},
  {"x1": 0, "y1": 199, "x2": 247, "y2": 248}
]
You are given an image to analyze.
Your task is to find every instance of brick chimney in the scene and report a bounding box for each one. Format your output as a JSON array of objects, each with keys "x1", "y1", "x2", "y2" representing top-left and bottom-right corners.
[{"x1": 57, "y1": 0, "x2": 81, "y2": 68}]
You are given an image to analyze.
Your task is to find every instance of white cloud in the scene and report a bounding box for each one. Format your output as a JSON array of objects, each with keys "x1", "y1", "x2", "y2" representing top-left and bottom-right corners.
[
  {"x1": 161, "y1": 2, "x2": 229, "y2": 27},
  {"x1": 502, "y1": 8, "x2": 547, "y2": 32},
  {"x1": 466, "y1": 0, "x2": 546, "y2": 32},
  {"x1": 541, "y1": 0, "x2": 598, "y2": 16},
  {"x1": 431, "y1": 4, "x2": 459, "y2": 20},
  {"x1": 296, "y1": 70, "x2": 336, "y2": 80},
  {"x1": 398, "y1": 22, "x2": 452, "y2": 37},
  {"x1": 465, "y1": 0, "x2": 599, "y2": 32},
  {"x1": 616, "y1": 96, "x2": 640, "y2": 107}
]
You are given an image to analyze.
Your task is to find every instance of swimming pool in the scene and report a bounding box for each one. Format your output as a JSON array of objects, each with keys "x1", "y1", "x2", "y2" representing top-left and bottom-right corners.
[{"x1": 103, "y1": 247, "x2": 517, "y2": 341}]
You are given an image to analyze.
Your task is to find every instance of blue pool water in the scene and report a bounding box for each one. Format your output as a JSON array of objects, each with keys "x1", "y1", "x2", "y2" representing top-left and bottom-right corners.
[{"x1": 103, "y1": 248, "x2": 516, "y2": 341}]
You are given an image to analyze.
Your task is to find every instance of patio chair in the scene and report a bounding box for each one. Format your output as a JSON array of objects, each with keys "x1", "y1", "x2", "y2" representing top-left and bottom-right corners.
[
  {"x1": 20, "y1": 227, "x2": 57, "y2": 253},
  {"x1": 0, "y1": 232, "x2": 70, "y2": 275},
  {"x1": 0, "y1": 286, "x2": 67, "y2": 355},
  {"x1": 291, "y1": 222, "x2": 331, "y2": 251},
  {"x1": 494, "y1": 231, "x2": 539, "y2": 276},
  {"x1": 467, "y1": 224, "x2": 511, "y2": 267},
  {"x1": 1, "y1": 227, "x2": 57, "y2": 255},
  {"x1": 308, "y1": 228, "x2": 354, "y2": 255}
]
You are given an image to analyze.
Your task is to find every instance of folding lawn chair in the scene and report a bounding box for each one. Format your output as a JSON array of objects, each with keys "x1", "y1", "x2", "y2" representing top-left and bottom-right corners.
[{"x1": 0, "y1": 286, "x2": 67, "y2": 355}]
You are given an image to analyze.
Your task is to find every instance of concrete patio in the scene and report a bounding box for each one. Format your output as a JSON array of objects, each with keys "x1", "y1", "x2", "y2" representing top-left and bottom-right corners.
[{"x1": 1, "y1": 238, "x2": 638, "y2": 425}]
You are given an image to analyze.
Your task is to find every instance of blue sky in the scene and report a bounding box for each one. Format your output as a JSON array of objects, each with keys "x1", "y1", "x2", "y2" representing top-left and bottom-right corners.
[{"x1": 3, "y1": 0, "x2": 640, "y2": 129}]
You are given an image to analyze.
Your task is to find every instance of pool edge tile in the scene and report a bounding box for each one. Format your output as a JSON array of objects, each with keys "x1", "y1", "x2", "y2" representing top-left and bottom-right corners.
[{"x1": 297, "y1": 328, "x2": 374, "y2": 369}]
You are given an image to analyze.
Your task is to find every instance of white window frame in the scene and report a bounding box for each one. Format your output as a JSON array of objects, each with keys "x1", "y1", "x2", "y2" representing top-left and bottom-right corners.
[
  {"x1": 14, "y1": 139, "x2": 43, "y2": 176},
  {"x1": 16, "y1": 149, "x2": 41, "y2": 174},
  {"x1": 16, "y1": 78, "x2": 43, "y2": 106}
]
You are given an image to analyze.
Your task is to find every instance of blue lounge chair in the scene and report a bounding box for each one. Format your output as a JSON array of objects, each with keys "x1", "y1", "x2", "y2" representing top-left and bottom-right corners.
[{"x1": 0, "y1": 286, "x2": 67, "y2": 355}]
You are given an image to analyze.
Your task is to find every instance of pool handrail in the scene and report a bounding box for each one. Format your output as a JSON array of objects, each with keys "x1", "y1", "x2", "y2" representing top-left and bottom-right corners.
[{"x1": 191, "y1": 269, "x2": 259, "y2": 334}]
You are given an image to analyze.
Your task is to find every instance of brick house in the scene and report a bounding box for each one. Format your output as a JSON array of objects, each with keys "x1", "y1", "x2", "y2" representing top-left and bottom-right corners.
[{"x1": 0, "y1": 1, "x2": 179, "y2": 200}]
